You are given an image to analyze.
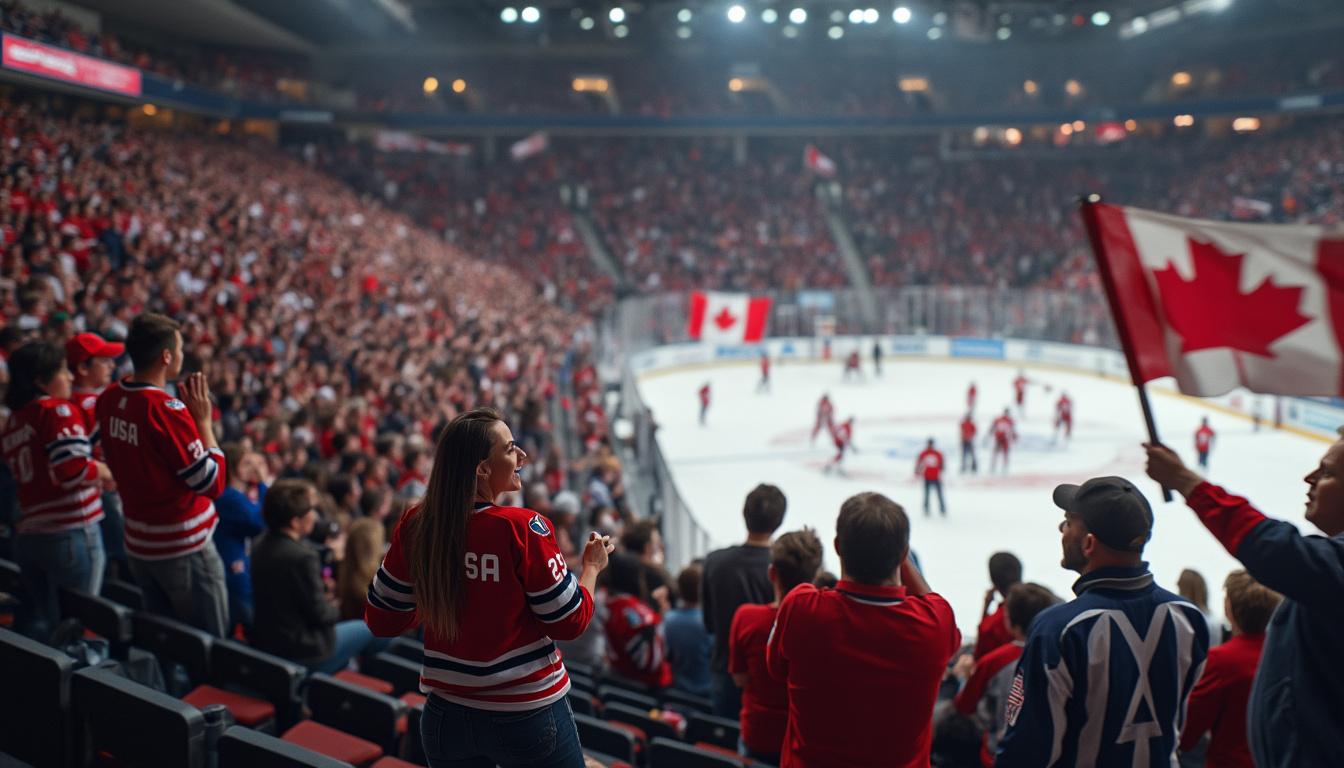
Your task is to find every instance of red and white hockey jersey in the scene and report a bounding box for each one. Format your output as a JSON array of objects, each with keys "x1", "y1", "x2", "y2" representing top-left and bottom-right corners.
[
  {"x1": 95, "y1": 380, "x2": 225, "y2": 560},
  {"x1": 366, "y1": 503, "x2": 594, "y2": 712},
  {"x1": 832, "y1": 420, "x2": 853, "y2": 447},
  {"x1": 1195, "y1": 425, "x2": 1215, "y2": 453},
  {"x1": 916, "y1": 448, "x2": 944, "y2": 482},
  {"x1": 991, "y1": 415, "x2": 1017, "y2": 445},
  {"x1": 1056, "y1": 395, "x2": 1073, "y2": 422},
  {"x1": 1, "y1": 396, "x2": 103, "y2": 534},
  {"x1": 604, "y1": 592, "x2": 673, "y2": 688},
  {"x1": 72, "y1": 385, "x2": 105, "y2": 458}
]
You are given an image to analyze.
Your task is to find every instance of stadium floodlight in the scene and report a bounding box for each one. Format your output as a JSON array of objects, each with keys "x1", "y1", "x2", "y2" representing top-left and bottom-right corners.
[
  {"x1": 677, "y1": 8, "x2": 692, "y2": 22},
  {"x1": 926, "y1": 26, "x2": 942, "y2": 39},
  {"x1": 762, "y1": 8, "x2": 778, "y2": 23},
  {"x1": 932, "y1": 11, "x2": 947, "y2": 24},
  {"x1": 790, "y1": 7, "x2": 807, "y2": 23},
  {"x1": 862, "y1": 8, "x2": 879, "y2": 23},
  {"x1": 614, "y1": 23, "x2": 629, "y2": 36},
  {"x1": 829, "y1": 24, "x2": 845, "y2": 38},
  {"x1": 996, "y1": 26, "x2": 1011, "y2": 39},
  {"x1": 500, "y1": 7, "x2": 519, "y2": 23},
  {"x1": 830, "y1": 10, "x2": 845, "y2": 22},
  {"x1": 783, "y1": 24, "x2": 799, "y2": 36},
  {"x1": 848, "y1": 9, "x2": 864, "y2": 23},
  {"x1": 580, "y1": 16, "x2": 595, "y2": 29},
  {"x1": 452, "y1": 78, "x2": 467, "y2": 93},
  {"x1": 521, "y1": 6, "x2": 541, "y2": 23},
  {"x1": 677, "y1": 25, "x2": 692, "y2": 37},
  {"x1": 728, "y1": 5, "x2": 747, "y2": 23},
  {"x1": 608, "y1": 7, "x2": 626, "y2": 23},
  {"x1": 1091, "y1": 10, "x2": 1111, "y2": 26},
  {"x1": 423, "y1": 76, "x2": 439, "y2": 94},
  {"x1": 893, "y1": 6, "x2": 912, "y2": 23}
]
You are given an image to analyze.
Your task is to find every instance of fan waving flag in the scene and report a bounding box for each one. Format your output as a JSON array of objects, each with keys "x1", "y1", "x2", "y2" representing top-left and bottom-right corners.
[
  {"x1": 688, "y1": 291, "x2": 772, "y2": 343},
  {"x1": 1083, "y1": 202, "x2": 1344, "y2": 397},
  {"x1": 803, "y1": 144, "x2": 837, "y2": 178}
]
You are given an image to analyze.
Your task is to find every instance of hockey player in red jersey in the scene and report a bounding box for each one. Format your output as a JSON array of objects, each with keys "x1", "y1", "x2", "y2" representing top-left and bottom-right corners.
[
  {"x1": 2, "y1": 341, "x2": 112, "y2": 638},
  {"x1": 986, "y1": 408, "x2": 1017, "y2": 474},
  {"x1": 825, "y1": 417, "x2": 855, "y2": 475},
  {"x1": 1054, "y1": 392, "x2": 1074, "y2": 443},
  {"x1": 843, "y1": 350, "x2": 862, "y2": 381},
  {"x1": 699, "y1": 382, "x2": 711, "y2": 426},
  {"x1": 96, "y1": 313, "x2": 229, "y2": 637},
  {"x1": 967, "y1": 382, "x2": 978, "y2": 413},
  {"x1": 915, "y1": 438, "x2": 947, "y2": 517},
  {"x1": 1195, "y1": 417, "x2": 1215, "y2": 469},
  {"x1": 1013, "y1": 370, "x2": 1029, "y2": 415},
  {"x1": 959, "y1": 413, "x2": 978, "y2": 474},
  {"x1": 811, "y1": 394, "x2": 834, "y2": 444},
  {"x1": 366, "y1": 408, "x2": 615, "y2": 762},
  {"x1": 758, "y1": 351, "x2": 771, "y2": 393}
]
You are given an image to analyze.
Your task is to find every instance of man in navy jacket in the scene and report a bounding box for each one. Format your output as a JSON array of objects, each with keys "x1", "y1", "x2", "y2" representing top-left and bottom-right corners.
[
  {"x1": 1146, "y1": 440, "x2": 1344, "y2": 767},
  {"x1": 995, "y1": 476, "x2": 1209, "y2": 767}
]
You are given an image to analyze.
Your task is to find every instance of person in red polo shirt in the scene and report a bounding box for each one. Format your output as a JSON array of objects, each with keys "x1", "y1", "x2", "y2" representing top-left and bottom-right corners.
[
  {"x1": 1178, "y1": 569, "x2": 1281, "y2": 768},
  {"x1": 974, "y1": 552, "x2": 1022, "y2": 659},
  {"x1": 729, "y1": 528, "x2": 824, "y2": 764},
  {"x1": 767, "y1": 492, "x2": 960, "y2": 767},
  {"x1": 915, "y1": 438, "x2": 947, "y2": 517}
]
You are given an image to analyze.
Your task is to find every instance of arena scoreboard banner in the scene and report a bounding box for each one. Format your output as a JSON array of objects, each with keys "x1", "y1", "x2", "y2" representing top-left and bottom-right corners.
[{"x1": 1, "y1": 33, "x2": 142, "y2": 97}]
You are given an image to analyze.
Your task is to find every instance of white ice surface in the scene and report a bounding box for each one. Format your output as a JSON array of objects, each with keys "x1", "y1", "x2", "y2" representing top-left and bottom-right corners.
[{"x1": 637, "y1": 357, "x2": 1327, "y2": 637}]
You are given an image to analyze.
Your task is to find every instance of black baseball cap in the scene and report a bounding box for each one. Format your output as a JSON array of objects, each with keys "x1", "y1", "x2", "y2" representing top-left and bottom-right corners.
[{"x1": 1053, "y1": 476, "x2": 1153, "y2": 553}]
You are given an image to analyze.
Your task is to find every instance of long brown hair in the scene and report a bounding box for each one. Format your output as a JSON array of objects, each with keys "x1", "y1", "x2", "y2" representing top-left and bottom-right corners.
[
  {"x1": 408, "y1": 407, "x2": 502, "y2": 641},
  {"x1": 338, "y1": 517, "x2": 386, "y2": 621}
]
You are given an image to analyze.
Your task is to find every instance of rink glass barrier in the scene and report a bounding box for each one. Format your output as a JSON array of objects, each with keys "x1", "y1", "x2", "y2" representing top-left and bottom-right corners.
[{"x1": 604, "y1": 289, "x2": 1344, "y2": 570}]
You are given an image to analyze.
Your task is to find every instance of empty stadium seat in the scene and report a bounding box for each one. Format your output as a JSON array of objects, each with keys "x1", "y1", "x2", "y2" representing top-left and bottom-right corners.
[
  {"x1": 567, "y1": 689, "x2": 596, "y2": 716},
  {"x1": 133, "y1": 611, "x2": 212, "y2": 693},
  {"x1": 574, "y1": 713, "x2": 638, "y2": 764},
  {"x1": 564, "y1": 659, "x2": 597, "y2": 679},
  {"x1": 58, "y1": 587, "x2": 132, "y2": 657},
  {"x1": 217, "y1": 725, "x2": 354, "y2": 768},
  {"x1": 400, "y1": 702, "x2": 426, "y2": 765},
  {"x1": 649, "y1": 737, "x2": 744, "y2": 768},
  {"x1": 603, "y1": 700, "x2": 680, "y2": 742},
  {"x1": 71, "y1": 664, "x2": 206, "y2": 768},
  {"x1": 283, "y1": 721, "x2": 381, "y2": 767},
  {"x1": 569, "y1": 672, "x2": 597, "y2": 694},
  {"x1": 662, "y1": 688, "x2": 713, "y2": 714},
  {"x1": 335, "y1": 669, "x2": 395, "y2": 696},
  {"x1": 100, "y1": 579, "x2": 145, "y2": 612},
  {"x1": 187, "y1": 638, "x2": 305, "y2": 732},
  {"x1": 281, "y1": 672, "x2": 407, "y2": 764},
  {"x1": 0, "y1": 627, "x2": 75, "y2": 768},
  {"x1": 686, "y1": 712, "x2": 742, "y2": 751},
  {"x1": 362, "y1": 651, "x2": 423, "y2": 695},
  {"x1": 597, "y1": 685, "x2": 658, "y2": 711}
]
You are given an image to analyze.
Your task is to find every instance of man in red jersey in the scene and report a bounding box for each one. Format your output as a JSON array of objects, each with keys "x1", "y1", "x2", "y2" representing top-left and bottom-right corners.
[
  {"x1": 811, "y1": 394, "x2": 834, "y2": 444},
  {"x1": 1195, "y1": 417, "x2": 1215, "y2": 470},
  {"x1": 967, "y1": 382, "x2": 978, "y2": 413},
  {"x1": 1179, "y1": 570, "x2": 1280, "y2": 768},
  {"x1": 767, "y1": 492, "x2": 960, "y2": 767},
  {"x1": 1054, "y1": 392, "x2": 1073, "y2": 444},
  {"x1": 96, "y1": 313, "x2": 229, "y2": 636},
  {"x1": 826, "y1": 417, "x2": 855, "y2": 475},
  {"x1": 1012, "y1": 371, "x2": 1028, "y2": 415},
  {"x1": 843, "y1": 349, "x2": 862, "y2": 381},
  {"x1": 730, "y1": 528, "x2": 823, "y2": 764},
  {"x1": 916, "y1": 438, "x2": 947, "y2": 517},
  {"x1": 987, "y1": 409, "x2": 1016, "y2": 474},
  {"x1": 960, "y1": 413, "x2": 978, "y2": 474},
  {"x1": 66, "y1": 331, "x2": 127, "y2": 577}
]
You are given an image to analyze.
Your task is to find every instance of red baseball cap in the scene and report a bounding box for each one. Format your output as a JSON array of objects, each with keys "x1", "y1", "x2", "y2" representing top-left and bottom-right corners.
[{"x1": 66, "y1": 333, "x2": 125, "y2": 368}]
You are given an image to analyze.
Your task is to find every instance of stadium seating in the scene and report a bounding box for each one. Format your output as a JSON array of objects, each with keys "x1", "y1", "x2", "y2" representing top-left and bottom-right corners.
[
  {"x1": 598, "y1": 684, "x2": 659, "y2": 711},
  {"x1": 0, "y1": 627, "x2": 76, "y2": 768},
  {"x1": 57, "y1": 587, "x2": 133, "y2": 658},
  {"x1": 686, "y1": 712, "x2": 742, "y2": 751},
  {"x1": 184, "y1": 638, "x2": 306, "y2": 732},
  {"x1": 574, "y1": 713, "x2": 639, "y2": 764},
  {"x1": 361, "y1": 651, "x2": 423, "y2": 696},
  {"x1": 217, "y1": 725, "x2": 354, "y2": 768},
  {"x1": 71, "y1": 664, "x2": 207, "y2": 767},
  {"x1": 100, "y1": 579, "x2": 145, "y2": 612},
  {"x1": 603, "y1": 700, "x2": 682, "y2": 742},
  {"x1": 281, "y1": 672, "x2": 407, "y2": 764},
  {"x1": 133, "y1": 611, "x2": 213, "y2": 693},
  {"x1": 649, "y1": 736, "x2": 745, "y2": 768}
]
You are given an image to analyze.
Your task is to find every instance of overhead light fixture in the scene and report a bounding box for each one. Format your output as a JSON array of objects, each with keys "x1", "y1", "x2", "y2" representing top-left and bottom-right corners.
[
  {"x1": 932, "y1": 11, "x2": 947, "y2": 25},
  {"x1": 1232, "y1": 116, "x2": 1260, "y2": 132},
  {"x1": 677, "y1": 25, "x2": 692, "y2": 37},
  {"x1": 848, "y1": 9, "x2": 864, "y2": 23},
  {"x1": 1173, "y1": 114, "x2": 1194, "y2": 127},
  {"x1": 422, "y1": 76, "x2": 439, "y2": 94},
  {"x1": 762, "y1": 8, "x2": 778, "y2": 23},
  {"x1": 1072, "y1": 120, "x2": 1086, "y2": 131},
  {"x1": 996, "y1": 26, "x2": 1011, "y2": 39},
  {"x1": 783, "y1": 24, "x2": 799, "y2": 36},
  {"x1": 1060, "y1": 123, "x2": 1074, "y2": 135},
  {"x1": 452, "y1": 78, "x2": 467, "y2": 93},
  {"x1": 521, "y1": 6, "x2": 541, "y2": 23},
  {"x1": 1171, "y1": 71, "x2": 1192, "y2": 87},
  {"x1": 862, "y1": 8, "x2": 879, "y2": 23},
  {"x1": 608, "y1": 7, "x2": 626, "y2": 23},
  {"x1": 500, "y1": 7, "x2": 519, "y2": 23},
  {"x1": 1065, "y1": 79, "x2": 1083, "y2": 96},
  {"x1": 727, "y1": 4, "x2": 747, "y2": 23},
  {"x1": 614, "y1": 23, "x2": 629, "y2": 36},
  {"x1": 926, "y1": 26, "x2": 942, "y2": 39},
  {"x1": 677, "y1": 8, "x2": 692, "y2": 22},
  {"x1": 1004, "y1": 128, "x2": 1023, "y2": 145},
  {"x1": 729, "y1": 77, "x2": 744, "y2": 92},
  {"x1": 580, "y1": 16, "x2": 595, "y2": 29},
  {"x1": 893, "y1": 6, "x2": 911, "y2": 23},
  {"x1": 830, "y1": 10, "x2": 845, "y2": 22},
  {"x1": 1091, "y1": 10, "x2": 1110, "y2": 26},
  {"x1": 789, "y1": 8, "x2": 807, "y2": 23},
  {"x1": 1124, "y1": 119, "x2": 1138, "y2": 131},
  {"x1": 1023, "y1": 79, "x2": 1038, "y2": 94},
  {"x1": 829, "y1": 24, "x2": 845, "y2": 38}
]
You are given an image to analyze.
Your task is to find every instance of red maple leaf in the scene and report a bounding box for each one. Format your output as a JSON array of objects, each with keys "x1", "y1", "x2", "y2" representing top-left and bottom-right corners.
[
  {"x1": 1152, "y1": 237, "x2": 1311, "y2": 356},
  {"x1": 713, "y1": 307, "x2": 738, "y2": 330}
]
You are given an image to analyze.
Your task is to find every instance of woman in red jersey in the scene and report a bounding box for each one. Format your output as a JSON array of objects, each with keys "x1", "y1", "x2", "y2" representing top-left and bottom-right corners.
[
  {"x1": 366, "y1": 408, "x2": 613, "y2": 768},
  {"x1": 2, "y1": 341, "x2": 111, "y2": 639}
]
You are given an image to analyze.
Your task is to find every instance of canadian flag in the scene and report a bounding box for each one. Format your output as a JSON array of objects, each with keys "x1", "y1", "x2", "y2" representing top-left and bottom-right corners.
[
  {"x1": 803, "y1": 144, "x2": 837, "y2": 178},
  {"x1": 688, "y1": 291, "x2": 772, "y2": 343},
  {"x1": 1084, "y1": 202, "x2": 1344, "y2": 396},
  {"x1": 510, "y1": 131, "x2": 549, "y2": 162}
]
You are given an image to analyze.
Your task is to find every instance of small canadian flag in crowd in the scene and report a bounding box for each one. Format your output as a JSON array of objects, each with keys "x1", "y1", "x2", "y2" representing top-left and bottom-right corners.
[
  {"x1": 1084, "y1": 202, "x2": 1344, "y2": 397},
  {"x1": 688, "y1": 291, "x2": 772, "y2": 343},
  {"x1": 510, "y1": 131, "x2": 549, "y2": 162},
  {"x1": 803, "y1": 144, "x2": 837, "y2": 178}
]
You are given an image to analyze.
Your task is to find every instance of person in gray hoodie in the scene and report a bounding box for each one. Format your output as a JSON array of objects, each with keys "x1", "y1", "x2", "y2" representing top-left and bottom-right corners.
[{"x1": 1146, "y1": 440, "x2": 1344, "y2": 768}]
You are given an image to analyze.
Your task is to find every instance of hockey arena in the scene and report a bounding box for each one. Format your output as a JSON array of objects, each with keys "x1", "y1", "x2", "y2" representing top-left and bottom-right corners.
[{"x1": 637, "y1": 351, "x2": 1328, "y2": 634}]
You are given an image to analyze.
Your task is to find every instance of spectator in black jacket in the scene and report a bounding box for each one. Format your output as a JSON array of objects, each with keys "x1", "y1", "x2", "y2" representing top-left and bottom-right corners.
[{"x1": 250, "y1": 478, "x2": 383, "y2": 672}]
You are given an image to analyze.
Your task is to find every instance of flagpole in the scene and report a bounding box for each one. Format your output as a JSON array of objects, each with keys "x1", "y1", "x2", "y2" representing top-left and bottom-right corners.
[{"x1": 1078, "y1": 194, "x2": 1173, "y2": 502}]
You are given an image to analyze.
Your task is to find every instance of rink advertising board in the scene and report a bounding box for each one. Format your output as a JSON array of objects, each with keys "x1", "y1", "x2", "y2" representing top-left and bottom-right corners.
[
  {"x1": 950, "y1": 337, "x2": 1005, "y2": 359},
  {"x1": 1, "y1": 34, "x2": 142, "y2": 97}
]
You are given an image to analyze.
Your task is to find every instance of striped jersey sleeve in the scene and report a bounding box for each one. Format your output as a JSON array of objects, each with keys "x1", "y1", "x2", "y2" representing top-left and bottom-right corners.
[
  {"x1": 44, "y1": 403, "x2": 98, "y2": 490},
  {"x1": 153, "y1": 399, "x2": 225, "y2": 498},
  {"x1": 366, "y1": 508, "x2": 421, "y2": 637},
  {"x1": 519, "y1": 512, "x2": 591, "y2": 641}
]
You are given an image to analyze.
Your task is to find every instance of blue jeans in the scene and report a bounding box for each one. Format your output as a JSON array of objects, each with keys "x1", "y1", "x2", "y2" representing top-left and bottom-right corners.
[
  {"x1": 15, "y1": 525, "x2": 105, "y2": 641},
  {"x1": 308, "y1": 620, "x2": 389, "y2": 674},
  {"x1": 923, "y1": 479, "x2": 946, "y2": 515},
  {"x1": 711, "y1": 670, "x2": 742, "y2": 720},
  {"x1": 420, "y1": 693, "x2": 584, "y2": 768}
]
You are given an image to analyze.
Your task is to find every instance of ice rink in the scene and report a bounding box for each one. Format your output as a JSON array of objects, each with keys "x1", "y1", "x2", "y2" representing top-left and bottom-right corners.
[{"x1": 637, "y1": 356, "x2": 1329, "y2": 636}]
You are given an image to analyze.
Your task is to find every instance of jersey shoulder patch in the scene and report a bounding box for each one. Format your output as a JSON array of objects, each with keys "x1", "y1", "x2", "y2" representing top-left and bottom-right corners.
[
  {"x1": 528, "y1": 514, "x2": 550, "y2": 536},
  {"x1": 54, "y1": 403, "x2": 71, "y2": 417},
  {"x1": 164, "y1": 399, "x2": 187, "y2": 411}
]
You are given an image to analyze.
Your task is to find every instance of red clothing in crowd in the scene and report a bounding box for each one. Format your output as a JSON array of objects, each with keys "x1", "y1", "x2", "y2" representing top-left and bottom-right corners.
[
  {"x1": 955, "y1": 640, "x2": 1023, "y2": 716},
  {"x1": 1196, "y1": 424, "x2": 1215, "y2": 453},
  {"x1": 960, "y1": 416, "x2": 977, "y2": 443},
  {"x1": 605, "y1": 593, "x2": 674, "y2": 689},
  {"x1": 1179, "y1": 633, "x2": 1266, "y2": 768},
  {"x1": 991, "y1": 415, "x2": 1016, "y2": 446},
  {"x1": 730, "y1": 602, "x2": 788, "y2": 757},
  {"x1": 766, "y1": 580, "x2": 960, "y2": 768},
  {"x1": 974, "y1": 601, "x2": 1013, "y2": 659},
  {"x1": 1013, "y1": 375, "x2": 1027, "y2": 405},
  {"x1": 916, "y1": 447, "x2": 944, "y2": 481},
  {"x1": 1, "y1": 396, "x2": 104, "y2": 534}
]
